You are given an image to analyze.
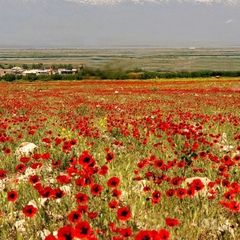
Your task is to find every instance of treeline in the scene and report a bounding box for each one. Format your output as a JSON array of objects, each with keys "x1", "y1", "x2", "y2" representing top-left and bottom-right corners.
[{"x1": 1, "y1": 68, "x2": 240, "y2": 82}]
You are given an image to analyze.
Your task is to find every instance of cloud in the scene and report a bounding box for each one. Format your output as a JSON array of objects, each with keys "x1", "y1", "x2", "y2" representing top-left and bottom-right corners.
[
  {"x1": 225, "y1": 19, "x2": 237, "y2": 23},
  {"x1": 65, "y1": 0, "x2": 239, "y2": 5},
  {"x1": 4, "y1": 0, "x2": 238, "y2": 5}
]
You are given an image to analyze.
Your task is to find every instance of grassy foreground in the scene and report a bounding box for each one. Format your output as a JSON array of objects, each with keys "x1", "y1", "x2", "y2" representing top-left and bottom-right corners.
[{"x1": 0, "y1": 79, "x2": 239, "y2": 240}]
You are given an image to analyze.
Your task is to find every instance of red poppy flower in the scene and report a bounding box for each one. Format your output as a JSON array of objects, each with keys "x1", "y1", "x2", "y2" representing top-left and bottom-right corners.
[
  {"x1": 157, "y1": 229, "x2": 170, "y2": 239},
  {"x1": 117, "y1": 207, "x2": 131, "y2": 221},
  {"x1": 176, "y1": 188, "x2": 187, "y2": 199},
  {"x1": 118, "y1": 227, "x2": 132, "y2": 238},
  {"x1": 170, "y1": 177, "x2": 182, "y2": 186},
  {"x1": 79, "y1": 151, "x2": 94, "y2": 167},
  {"x1": 135, "y1": 230, "x2": 153, "y2": 240},
  {"x1": 3, "y1": 147, "x2": 11, "y2": 154},
  {"x1": 51, "y1": 160, "x2": 61, "y2": 168},
  {"x1": 190, "y1": 179, "x2": 205, "y2": 191},
  {"x1": 199, "y1": 151, "x2": 207, "y2": 159},
  {"x1": 233, "y1": 155, "x2": 240, "y2": 162},
  {"x1": 58, "y1": 225, "x2": 76, "y2": 240},
  {"x1": 99, "y1": 165, "x2": 108, "y2": 175},
  {"x1": 69, "y1": 157, "x2": 77, "y2": 165},
  {"x1": 75, "y1": 176, "x2": 94, "y2": 187},
  {"x1": 75, "y1": 193, "x2": 88, "y2": 204},
  {"x1": 228, "y1": 201, "x2": 240, "y2": 212},
  {"x1": 45, "y1": 235, "x2": 57, "y2": 240},
  {"x1": 68, "y1": 210, "x2": 82, "y2": 223},
  {"x1": 56, "y1": 175, "x2": 71, "y2": 184},
  {"x1": 187, "y1": 188, "x2": 196, "y2": 198},
  {"x1": 108, "y1": 200, "x2": 119, "y2": 209},
  {"x1": 0, "y1": 169, "x2": 7, "y2": 179},
  {"x1": 143, "y1": 186, "x2": 151, "y2": 192},
  {"x1": 16, "y1": 163, "x2": 26, "y2": 173},
  {"x1": 39, "y1": 186, "x2": 53, "y2": 198},
  {"x1": 29, "y1": 175, "x2": 40, "y2": 185},
  {"x1": 52, "y1": 188, "x2": 65, "y2": 199},
  {"x1": 154, "y1": 160, "x2": 165, "y2": 170},
  {"x1": 75, "y1": 221, "x2": 92, "y2": 239},
  {"x1": 107, "y1": 176, "x2": 120, "y2": 188},
  {"x1": 112, "y1": 189, "x2": 122, "y2": 198},
  {"x1": 88, "y1": 212, "x2": 98, "y2": 219},
  {"x1": 77, "y1": 205, "x2": 88, "y2": 214},
  {"x1": 177, "y1": 161, "x2": 186, "y2": 168},
  {"x1": 70, "y1": 139, "x2": 77, "y2": 146},
  {"x1": 106, "y1": 152, "x2": 114, "y2": 163},
  {"x1": 166, "y1": 189, "x2": 175, "y2": 197},
  {"x1": 20, "y1": 156, "x2": 31, "y2": 163},
  {"x1": 90, "y1": 184, "x2": 103, "y2": 196},
  {"x1": 22, "y1": 204, "x2": 38, "y2": 218},
  {"x1": 165, "y1": 218, "x2": 180, "y2": 227},
  {"x1": 30, "y1": 162, "x2": 43, "y2": 169},
  {"x1": 152, "y1": 190, "x2": 162, "y2": 204},
  {"x1": 7, "y1": 190, "x2": 18, "y2": 202}
]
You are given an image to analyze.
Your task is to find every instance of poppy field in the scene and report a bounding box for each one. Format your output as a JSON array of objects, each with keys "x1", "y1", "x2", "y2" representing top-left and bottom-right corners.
[{"x1": 0, "y1": 78, "x2": 239, "y2": 240}]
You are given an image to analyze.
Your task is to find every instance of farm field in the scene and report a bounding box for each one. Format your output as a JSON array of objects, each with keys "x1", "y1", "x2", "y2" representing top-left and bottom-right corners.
[
  {"x1": 1, "y1": 48, "x2": 240, "y2": 72},
  {"x1": 0, "y1": 78, "x2": 240, "y2": 240}
]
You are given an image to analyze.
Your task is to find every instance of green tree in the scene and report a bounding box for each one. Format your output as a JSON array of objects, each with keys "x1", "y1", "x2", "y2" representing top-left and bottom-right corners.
[
  {"x1": 3, "y1": 74, "x2": 16, "y2": 82},
  {"x1": 22, "y1": 64, "x2": 29, "y2": 70}
]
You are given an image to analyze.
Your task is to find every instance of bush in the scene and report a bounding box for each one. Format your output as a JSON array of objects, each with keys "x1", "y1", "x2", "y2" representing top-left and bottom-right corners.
[{"x1": 3, "y1": 74, "x2": 16, "y2": 82}]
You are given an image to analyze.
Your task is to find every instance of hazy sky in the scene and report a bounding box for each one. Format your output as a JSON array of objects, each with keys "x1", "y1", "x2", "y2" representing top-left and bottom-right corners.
[{"x1": 0, "y1": 0, "x2": 240, "y2": 47}]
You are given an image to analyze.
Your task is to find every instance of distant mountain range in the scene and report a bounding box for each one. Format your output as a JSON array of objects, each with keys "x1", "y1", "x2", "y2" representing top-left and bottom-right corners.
[{"x1": 0, "y1": 0, "x2": 240, "y2": 48}]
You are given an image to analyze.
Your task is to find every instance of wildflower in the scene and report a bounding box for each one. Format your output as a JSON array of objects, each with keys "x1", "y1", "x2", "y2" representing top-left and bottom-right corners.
[
  {"x1": 176, "y1": 188, "x2": 187, "y2": 199},
  {"x1": 165, "y1": 218, "x2": 180, "y2": 227},
  {"x1": 98, "y1": 165, "x2": 108, "y2": 176},
  {"x1": 56, "y1": 175, "x2": 71, "y2": 184},
  {"x1": 3, "y1": 147, "x2": 11, "y2": 154},
  {"x1": 51, "y1": 159, "x2": 61, "y2": 168},
  {"x1": 78, "y1": 205, "x2": 88, "y2": 214},
  {"x1": 108, "y1": 200, "x2": 119, "y2": 209},
  {"x1": 152, "y1": 190, "x2": 162, "y2": 204},
  {"x1": 107, "y1": 176, "x2": 120, "y2": 188},
  {"x1": 106, "y1": 152, "x2": 114, "y2": 163},
  {"x1": 52, "y1": 188, "x2": 65, "y2": 199},
  {"x1": 157, "y1": 229, "x2": 170, "y2": 239},
  {"x1": 143, "y1": 186, "x2": 151, "y2": 192},
  {"x1": 78, "y1": 151, "x2": 94, "y2": 167},
  {"x1": 7, "y1": 190, "x2": 18, "y2": 202},
  {"x1": 75, "y1": 193, "x2": 88, "y2": 204},
  {"x1": 58, "y1": 225, "x2": 75, "y2": 240},
  {"x1": 39, "y1": 187, "x2": 53, "y2": 198},
  {"x1": 90, "y1": 184, "x2": 103, "y2": 196},
  {"x1": 118, "y1": 227, "x2": 132, "y2": 238},
  {"x1": 166, "y1": 189, "x2": 175, "y2": 197},
  {"x1": 199, "y1": 151, "x2": 207, "y2": 159},
  {"x1": 154, "y1": 160, "x2": 165, "y2": 170},
  {"x1": 29, "y1": 175, "x2": 40, "y2": 185},
  {"x1": 22, "y1": 204, "x2": 38, "y2": 218},
  {"x1": 190, "y1": 179, "x2": 205, "y2": 191},
  {"x1": 20, "y1": 156, "x2": 31, "y2": 163},
  {"x1": 75, "y1": 221, "x2": 92, "y2": 239},
  {"x1": 112, "y1": 189, "x2": 122, "y2": 198},
  {"x1": 88, "y1": 212, "x2": 98, "y2": 219},
  {"x1": 68, "y1": 210, "x2": 82, "y2": 223},
  {"x1": 16, "y1": 163, "x2": 26, "y2": 173},
  {"x1": 117, "y1": 207, "x2": 131, "y2": 221},
  {"x1": 0, "y1": 169, "x2": 7, "y2": 179},
  {"x1": 135, "y1": 230, "x2": 153, "y2": 240},
  {"x1": 45, "y1": 235, "x2": 57, "y2": 240}
]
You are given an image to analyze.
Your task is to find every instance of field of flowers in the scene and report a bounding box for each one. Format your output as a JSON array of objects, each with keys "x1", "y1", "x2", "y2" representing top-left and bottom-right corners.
[{"x1": 0, "y1": 79, "x2": 239, "y2": 240}]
